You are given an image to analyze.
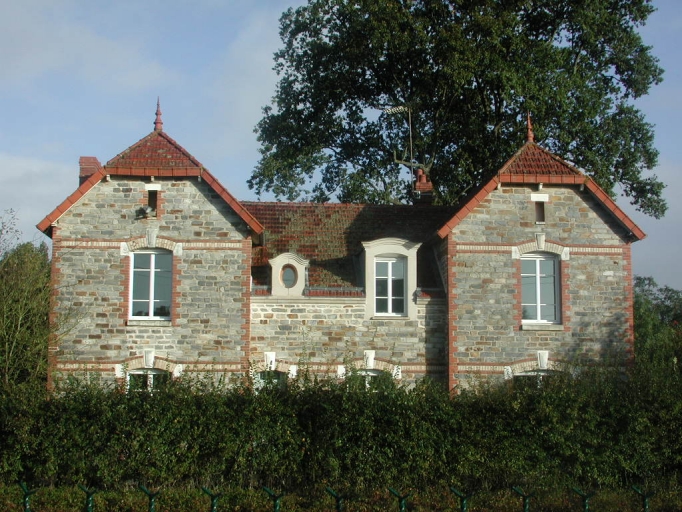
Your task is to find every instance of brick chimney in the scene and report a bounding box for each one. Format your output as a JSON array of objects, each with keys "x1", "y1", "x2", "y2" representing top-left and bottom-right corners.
[
  {"x1": 413, "y1": 168, "x2": 433, "y2": 205},
  {"x1": 79, "y1": 156, "x2": 102, "y2": 185}
]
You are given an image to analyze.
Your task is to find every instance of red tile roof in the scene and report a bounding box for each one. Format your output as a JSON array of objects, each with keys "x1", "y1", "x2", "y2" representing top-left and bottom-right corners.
[
  {"x1": 244, "y1": 202, "x2": 457, "y2": 290},
  {"x1": 499, "y1": 141, "x2": 583, "y2": 176},
  {"x1": 106, "y1": 130, "x2": 203, "y2": 171}
]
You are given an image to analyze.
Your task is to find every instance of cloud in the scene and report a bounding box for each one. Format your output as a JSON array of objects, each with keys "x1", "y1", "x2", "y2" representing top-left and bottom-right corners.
[
  {"x1": 0, "y1": 153, "x2": 75, "y2": 244},
  {"x1": 0, "y1": 0, "x2": 174, "y2": 93}
]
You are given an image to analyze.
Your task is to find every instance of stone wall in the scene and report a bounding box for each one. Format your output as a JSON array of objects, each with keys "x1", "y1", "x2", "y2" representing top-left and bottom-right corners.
[
  {"x1": 250, "y1": 297, "x2": 448, "y2": 384},
  {"x1": 49, "y1": 176, "x2": 252, "y2": 385},
  {"x1": 448, "y1": 184, "x2": 634, "y2": 386}
]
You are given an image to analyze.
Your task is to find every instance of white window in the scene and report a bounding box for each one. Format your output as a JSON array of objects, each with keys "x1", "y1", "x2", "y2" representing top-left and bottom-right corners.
[
  {"x1": 130, "y1": 250, "x2": 172, "y2": 319},
  {"x1": 127, "y1": 369, "x2": 170, "y2": 391},
  {"x1": 521, "y1": 254, "x2": 560, "y2": 323},
  {"x1": 362, "y1": 238, "x2": 421, "y2": 320},
  {"x1": 375, "y1": 257, "x2": 406, "y2": 315}
]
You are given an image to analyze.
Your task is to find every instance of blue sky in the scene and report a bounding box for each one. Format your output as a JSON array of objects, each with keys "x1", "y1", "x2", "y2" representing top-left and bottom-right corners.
[{"x1": 1, "y1": 0, "x2": 680, "y2": 289}]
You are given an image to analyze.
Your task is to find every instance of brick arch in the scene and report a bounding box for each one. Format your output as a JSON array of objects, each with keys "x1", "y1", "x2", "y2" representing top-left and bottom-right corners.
[{"x1": 513, "y1": 234, "x2": 570, "y2": 260}]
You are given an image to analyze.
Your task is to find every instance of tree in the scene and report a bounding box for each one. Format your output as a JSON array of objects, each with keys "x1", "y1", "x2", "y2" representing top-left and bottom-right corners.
[
  {"x1": 634, "y1": 276, "x2": 682, "y2": 352},
  {"x1": 0, "y1": 211, "x2": 51, "y2": 391},
  {"x1": 251, "y1": 0, "x2": 665, "y2": 217}
]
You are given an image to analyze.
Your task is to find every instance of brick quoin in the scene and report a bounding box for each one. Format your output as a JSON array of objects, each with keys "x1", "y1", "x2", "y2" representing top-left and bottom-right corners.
[{"x1": 447, "y1": 236, "x2": 458, "y2": 390}]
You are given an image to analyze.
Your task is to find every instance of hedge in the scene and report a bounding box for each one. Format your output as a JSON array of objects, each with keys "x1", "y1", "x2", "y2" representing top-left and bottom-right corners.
[{"x1": 1, "y1": 360, "x2": 682, "y2": 505}]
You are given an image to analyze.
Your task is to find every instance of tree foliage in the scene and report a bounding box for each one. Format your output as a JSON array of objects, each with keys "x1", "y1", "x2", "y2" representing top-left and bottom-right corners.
[
  {"x1": 0, "y1": 211, "x2": 51, "y2": 392},
  {"x1": 251, "y1": 0, "x2": 665, "y2": 217},
  {"x1": 633, "y1": 275, "x2": 682, "y2": 358}
]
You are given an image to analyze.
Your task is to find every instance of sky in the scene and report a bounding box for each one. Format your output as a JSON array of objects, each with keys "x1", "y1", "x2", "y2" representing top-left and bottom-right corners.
[{"x1": 1, "y1": 0, "x2": 680, "y2": 289}]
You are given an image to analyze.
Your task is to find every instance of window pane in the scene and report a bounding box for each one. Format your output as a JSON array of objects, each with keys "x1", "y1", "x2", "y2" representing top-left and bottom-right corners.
[
  {"x1": 154, "y1": 272, "x2": 172, "y2": 302},
  {"x1": 521, "y1": 276, "x2": 536, "y2": 303},
  {"x1": 132, "y1": 272, "x2": 150, "y2": 300},
  {"x1": 154, "y1": 302, "x2": 171, "y2": 317},
  {"x1": 152, "y1": 372, "x2": 170, "y2": 389},
  {"x1": 282, "y1": 266, "x2": 297, "y2": 288},
  {"x1": 376, "y1": 261, "x2": 388, "y2": 278},
  {"x1": 155, "y1": 253, "x2": 172, "y2": 271},
  {"x1": 376, "y1": 278, "x2": 388, "y2": 298},
  {"x1": 540, "y1": 259, "x2": 555, "y2": 276},
  {"x1": 134, "y1": 254, "x2": 151, "y2": 270},
  {"x1": 541, "y1": 304, "x2": 557, "y2": 322},
  {"x1": 392, "y1": 298, "x2": 405, "y2": 314},
  {"x1": 521, "y1": 260, "x2": 536, "y2": 274},
  {"x1": 540, "y1": 276, "x2": 555, "y2": 302},
  {"x1": 392, "y1": 259, "x2": 405, "y2": 277},
  {"x1": 392, "y1": 278, "x2": 404, "y2": 299},
  {"x1": 522, "y1": 305, "x2": 535, "y2": 320},
  {"x1": 132, "y1": 301, "x2": 149, "y2": 317},
  {"x1": 376, "y1": 298, "x2": 388, "y2": 313}
]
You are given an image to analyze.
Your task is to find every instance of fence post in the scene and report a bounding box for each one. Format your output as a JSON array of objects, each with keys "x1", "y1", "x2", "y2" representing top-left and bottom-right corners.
[
  {"x1": 388, "y1": 487, "x2": 412, "y2": 512},
  {"x1": 139, "y1": 484, "x2": 160, "y2": 512},
  {"x1": 449, "y1": 486, "x2": 474, "y2": 512},
  {"x1": 571, "y1": 487, "x2": 595, "y2": 512},
  {"x1": 78, "y1": 485, "x2": 97, "y2": 512},
  {"x1": 202, "y1": 487, "x2": 223, "y2": 512},
  {"x1": 263, "y1": 486, "x2": 285, "y2": 512},
  {"x1": 511, "y1": 486, "x2": 535, "y2": 512},
  {"x1": 325, "y1": 486, "x2": 346, "y2": 512},
  {"x1": 632, "y1": 486, "x2": 655, "y2": 512},
  {"x1": 18, "y1": 482, "x2": 39, "y2": 512}
]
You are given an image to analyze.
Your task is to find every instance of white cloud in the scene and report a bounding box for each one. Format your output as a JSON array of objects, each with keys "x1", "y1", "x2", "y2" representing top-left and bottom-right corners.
[
  {"x1": 0, "y1": 0, "x2": 174, "y2": 93},
  {"x1": 0, "y1": 153, "x2": 75, "y2": 244}
]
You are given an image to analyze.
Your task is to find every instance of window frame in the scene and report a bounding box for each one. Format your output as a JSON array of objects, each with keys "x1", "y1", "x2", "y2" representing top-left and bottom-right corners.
[
  {"x1": 362, "y1": 238, "x2": 421, "y2": 320},
  {"x1": 129, "y1": 250, "x2": 173, "y2": 320},
  {"x1": 521, "y1": 253, "x2": 561, "y2": 324},
  {"x1": 374, "y1": 256, "x2": 407, "y2": 316},
  {"x1": 127, "y1": 368, "x2": 170, "y2": 392}
]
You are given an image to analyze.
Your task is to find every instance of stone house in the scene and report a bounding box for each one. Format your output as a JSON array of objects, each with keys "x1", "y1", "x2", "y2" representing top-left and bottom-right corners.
[{"x1": 37, "y1": 106, "x2": 645, "y2": 390}]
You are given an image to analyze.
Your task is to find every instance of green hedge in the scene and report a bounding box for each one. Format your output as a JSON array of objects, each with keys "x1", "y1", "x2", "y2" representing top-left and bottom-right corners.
[{"x1": 2, "y1": 359, "x2": 682, "y2": 500}]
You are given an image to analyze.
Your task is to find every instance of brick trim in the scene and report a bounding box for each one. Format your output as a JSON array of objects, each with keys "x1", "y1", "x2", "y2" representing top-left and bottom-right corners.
[{"x1": 447, "y1": 235, "x2": 459, "y2": 390}]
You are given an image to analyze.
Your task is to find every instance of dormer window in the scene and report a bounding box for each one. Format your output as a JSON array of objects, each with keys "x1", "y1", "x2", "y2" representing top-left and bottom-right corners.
[
  {"x1": 269, "y1": 253, "x2": 309, "y2": 296},
  {"x1": 362, "y1": 238, "x2": 421, "y2": 319}
]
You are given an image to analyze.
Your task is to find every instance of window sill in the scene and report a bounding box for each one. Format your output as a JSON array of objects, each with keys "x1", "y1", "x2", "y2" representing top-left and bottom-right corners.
[
  {"x1": 371, "y1": 315, "x2": 408, "y2": 320},
  {"x1": 127, "y1": 319, "x2": 172, "y2": 327},
  {"x1": 521, "y1": 323, "x2": 564, "y2": 331}
]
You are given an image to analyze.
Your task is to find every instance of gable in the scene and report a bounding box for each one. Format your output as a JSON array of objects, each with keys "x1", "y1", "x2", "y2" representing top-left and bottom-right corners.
[
  {"x1": 437, "y1": 141, "x2": 645, "y2": 241},
  {"x1": 37, "y1": 115, "x2": 263, "y2": 237}
]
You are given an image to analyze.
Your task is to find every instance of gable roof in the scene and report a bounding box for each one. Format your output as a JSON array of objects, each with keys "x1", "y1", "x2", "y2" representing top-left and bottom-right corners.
[
  {"x1": 37, "y1": 113, "x2": 263, "y2": 237},
  {"x1": 244, "y1": 202, "x2": 458, "y2": 291},
  {"x1": 105, "y1": 129, "x2": 203, "y2": 172},
  {"x1": 437, "y1": 140, "x2": 646, "y2": 241}
]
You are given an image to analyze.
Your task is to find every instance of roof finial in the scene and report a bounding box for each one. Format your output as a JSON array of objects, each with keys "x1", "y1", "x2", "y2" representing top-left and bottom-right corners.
[
  {"x1": 526, "y1": 111, "x2": 534, "y2": 143},
  {"x1": 154, "y1": 97, "x2": 163, "y2": 132}
]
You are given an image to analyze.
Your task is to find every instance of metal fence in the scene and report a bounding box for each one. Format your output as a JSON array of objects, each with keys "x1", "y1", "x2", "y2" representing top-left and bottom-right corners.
[{"x1": 15, "y1": 481, "x2": 657, "y2": 512}]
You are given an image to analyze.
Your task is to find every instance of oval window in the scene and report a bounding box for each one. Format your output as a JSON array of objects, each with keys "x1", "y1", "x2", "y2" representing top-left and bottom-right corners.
[{"x1": 281, "y1": 265, "x2": 297, "y2": 288}]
